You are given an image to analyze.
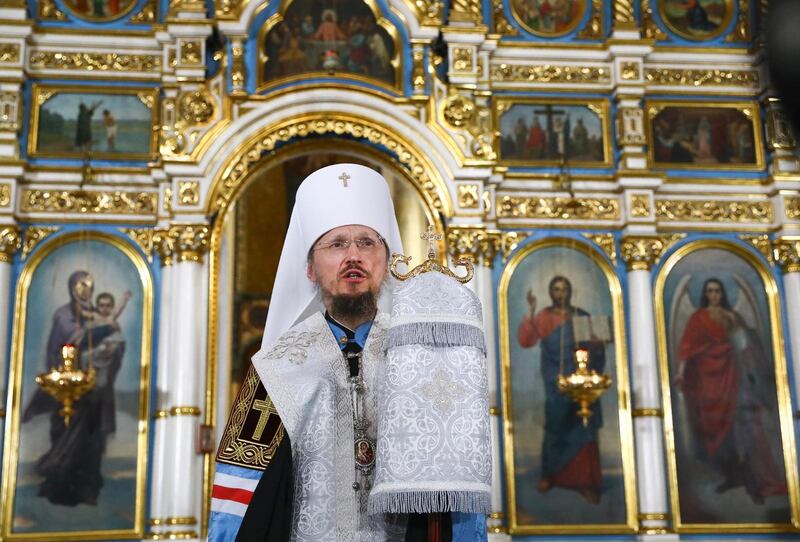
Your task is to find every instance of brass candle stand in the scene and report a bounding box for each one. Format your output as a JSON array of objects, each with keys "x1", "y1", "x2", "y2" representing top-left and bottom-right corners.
[
  {"x1": 557, "y1": 348, "x2": 612, "y2": 427},
  {"x1": 35, "y1": 344, "x2": 96, "y2": 426}
]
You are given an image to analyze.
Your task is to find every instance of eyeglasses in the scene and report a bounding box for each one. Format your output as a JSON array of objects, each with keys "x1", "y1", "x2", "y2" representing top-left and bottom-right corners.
[{"x1": 313, "y1": 235, "x2": 385, "y2": 254}]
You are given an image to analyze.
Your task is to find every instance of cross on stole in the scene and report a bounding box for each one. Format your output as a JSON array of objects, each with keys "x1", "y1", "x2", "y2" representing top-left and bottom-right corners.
[
  {"x1": 339, "y1": 172, "x2": 351, "y2": 187},
  {"x1": 420, "y1": 224, "x2": 442, "y2": 259},
  {"x1": 251, "y1": 398, "x2": 277, "y2": 441}
]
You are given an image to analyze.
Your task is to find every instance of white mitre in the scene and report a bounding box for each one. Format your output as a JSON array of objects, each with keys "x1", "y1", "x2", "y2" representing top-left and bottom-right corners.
[{"x1": 258, "y1": 163, "x2": 404, "y2": 350}]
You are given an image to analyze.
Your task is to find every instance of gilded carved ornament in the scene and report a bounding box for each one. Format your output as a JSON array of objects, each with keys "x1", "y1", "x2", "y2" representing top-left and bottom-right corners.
[
  {"x1": 491, "y1": 64, "x2": 610, "y2": 84},
  {"x1": 618, "y1": 107, "x2": 646, "y2": 145},
  {"x1": 28, "y1": 51, "x2": 161, "y2": 72},
  {"x1": 612, "y1": 0, "x2": 636, "y2": 29},
  {"x1": 0, "y1": 226, "x2": 21, "y2": 263},
  {"x1": 153, "y1": 224, "x2": 210, "y2": 265},
  {"x1": 766, "y1": 106, "x2": 797, "y2": 151},
  {"x1": 168, "y1": 0, "x2": 205, "y2": 14},
  {"x1": 449, "y1": 0, "x2": 483, "y2": 24},
  {"x1": 130, "y1": 0, "x2": 157, "y2": 22},
  {"x1": 38, "y1": 0, "x2": 67, "y2": 19},
  {"x1": 0, "y1": 91, "x2": 19, "y2": 130},
  {"x1": 0, "y1": 183, "x2": 10, "y2": 207},
  {"x1": 231, "y1": 39, "x2": 246, "y2": 94},
  {"x1": 497, "y1": 196, "x2": 620, "y2": 220},
  {"x1": 414, "y1": 0, "x2": 443, "y2": 25},
  {"x1": 581, "y1": 233, "x2": 617, "y2": 264},
  {"x1": 446, "y1": 227, "x2": 527, "y2": 267},
  {"x1": 451, "y1": 48, "x2": 474, "y2": 73},
  {"x1": 0, "y1": 43, "x2": 20, "y2": 63},
  {"x1": 630, "y1": 194, "x2": 651, "y2": 218},
  {"x1": 577, "y1": 0, "x2": 604, "y2": 39},
  {"x1": 774, "y1": 238, "x2": 800, "y2": 274},
  {"x1": 619, "y1": 62, "x2": 640, "y2": 81},
  {"x1": 457, "y1": 184, "x2": 480, "y2": 209},
  {"x1": 641, "y1": 0, "x2": 667, "y2": 40},
  {"x1": 738, "y1": 234, "x2": 773, "y2": 264},
  {"x1": 179, "y1": 41, "x2": 202, "y2": 66},
  {"x1": 645, "y1": 68, "x2": 759, "y2": 88},
  {"x1": 20, "y1": 189, "x2": 158, "y2": 215},
  {"x1": 177, "y1": 181, "x2": 200, "y2": 206},
  {"x1": 215, "y1": 0, "x2": 244, "y2": 19},
  {"x1": 21, "y1": 227, "x2": 59, "y2": 260},
  {"x1": 786, "y1": 197, "x2": 800, "y2": 221},
  {"x1": 655, "y1": 199, "x2": 773, "y2": 224},
  {"x1": 492, "y1": 0, "x2": 518, "y2": 35},
  {"x1": 620, "y1": 235, "x2": 685, "y2": 271},
  {"x1": 412, "y1": 49, "x2": 426, "y2": 92},
  {"x1": 442, "y1": 89, "x2": 496, "y2": 161},
  {"x1": 122, "y1": 228, "x2": 155, "y2": 262},
  {"x1": 725, "y1": 0, "x2": 750, "y2": 42},
  {"x1": 177, "y1": 88, "x2": 215, "y2": 126}
]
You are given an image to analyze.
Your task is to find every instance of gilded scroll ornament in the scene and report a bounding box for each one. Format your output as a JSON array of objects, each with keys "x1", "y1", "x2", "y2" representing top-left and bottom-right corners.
[
  {"x1": 773, "y1": 238, "x2": 800, "y2": 273},
  {"x1": 0, "y1": 43, "x2": 20, "y2": 63},
  {"x1": 215, "y1": 0, "x2": 243, "y2": 19},
  {"x1": 446, "y1": 227, "x2": 526, "y2": 267},
  {"x1": 122, "y1": 228, "x2": 155, "y2": 262},
  {"x1": 154, "y1": 224, "x2": 210, "y2": 264},
  {"x1": 449, "y1": 0, "x2": 483, "y2": 24},
  {"x1": 38, "y1": 0, "x2": 67, "y2": 19},
  {"x1": 739, "y1": 234, "x2": 773, "y2": 264},
  {"x1": 655, "y1": 199, "x2": 773, "y2": 223},
  {"x1": 497, "y1": 196, "x2": 620, "y2": 220},
  {"x1": 0, "y1": 226, "x2": 21, "y2": 263},
  {"x1": 645, "y1": 68, "x2": 759, "y2": 88},
  {"x1": 443, "y1": 90, "x2": 475, "y2": 128},
  {"x1": 630, "y1": 194, "x2": 651, "y2": 218},
  {"x1": 28, "y1": 51, "x2": 161, "y2": 72},
  {"x1": 577, "y1": 0, "x2": 604, "y2": 39},
  {"x1": 492, "y1": 0, "x2": 518, "y2": 34},
  {"x1": 458, "y1": 184, "x2": 480, "y2": 209},
  {"x1": 620, "y1": 234, "x2": 684, "y2": 270},
  {"x1": 21, "y1": 227, "x2": 59, "y2": 260},
  {"x1": 177, "y1": 181, "x2": 200, "y2": 206},
  {"x1": 0, "y1": 183, "x2": 10, "y2": 207},
  {"x1": 725, "y1": 0, "x2": 750, "y2": 42},
  {"x1": 581, "y1": 233, "x2": 617, "y2": 264},
  {"x1": 786, "y1": 197, "x2": 800, "y2": 220},
  {"x1": 612, "y1": 0, "x2": 636, "y2": 30},
  {"x1": 641, "y1": 0, "x2": 667, "y2": 39},
  {"x1": 415, "y1": 0, "x2": 443, "y2": 25},
  {"x1": 491, "y1": 64, "x2": 610, "y2": 84},
  {"x1": 21, "y1": 189, "x2": 158, "y2": 215},
  {"x1": 231, "y1": 39, "x2": 246, "y2": 94},
  {"x1": 130, "y1": 0, "x2": 157, "y2": 22},
  {"x1": 620, "y1": 62, "x2": 640, "y2": 81},
  {"x1": 177, "y1": 88, "x2": 215, "y2": 125},
  {"x1": 412, "y1": 49, "x2": 426, "y2": 92}
]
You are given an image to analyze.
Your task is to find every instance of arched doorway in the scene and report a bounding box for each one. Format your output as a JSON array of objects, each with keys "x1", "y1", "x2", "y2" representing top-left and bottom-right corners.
[{"x1": 209, "y1": 138, "x2": 441, "y2": 427}]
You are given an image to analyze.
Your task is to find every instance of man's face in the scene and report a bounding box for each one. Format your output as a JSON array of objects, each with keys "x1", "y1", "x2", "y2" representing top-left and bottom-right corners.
[
  {"x1": 549, "y1": 280, "x2": 569, "y2": 307},
  {"x1": 307, "y1": 224, "x2": 388, "y2": 307}
]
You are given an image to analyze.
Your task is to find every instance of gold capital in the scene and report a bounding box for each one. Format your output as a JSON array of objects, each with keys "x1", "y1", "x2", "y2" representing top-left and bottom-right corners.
[
  {"x1": 154, "y1": 224, "x2": 210, "y2": 266},
  {"x1": 774, "y1": 238, "x2": 800, "y2": 274},
  {"x1": 0, "y1": 226, "x2": 21, "y2": 263},
  {"x1": 620, "y1": 235, "x2": 684, "y2": 271},
  {"x1": 446, "y1": 226, "x2": 527, "y2": 268}
]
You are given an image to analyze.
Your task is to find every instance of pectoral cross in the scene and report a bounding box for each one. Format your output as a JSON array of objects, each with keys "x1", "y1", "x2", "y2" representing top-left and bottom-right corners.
[
  {"x1": 251, "y1": 397, "x2": 276, "y2": 441},
  {"x1": 339, "y1": 172, "x2": 350, "y2": 187},
  {"x1": 421, "y1": 224, "x2": 442, "y2": 260}
]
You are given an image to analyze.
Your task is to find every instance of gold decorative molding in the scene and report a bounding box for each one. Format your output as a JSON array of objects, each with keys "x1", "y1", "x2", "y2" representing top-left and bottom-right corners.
[
  {"x1": 492, "y1": 0, "x2": 518, "y2": 35},
  {"x1": 210, "y1": 115, "x2": 448, "y2": 216},
  {"x1": 645, "y1": 68, "x2": 759, "y2": 88},
  {"x1": 620, "y1": 234, "x2": 684, "y2": 270},
  {"x1": 163, "y1": 187, "x2": 173, "y2": 213},
  {"x1": 488, "y1": 406, "x2": 500, "y2": 416},
  {"x1": 449, "y1": 0, "x2": 483, "y2": 24},
  {"x1": 149, "y1": 517, "x2": 197, "y2": 526},
  {"x1": 655, "y1": 199, "x2": 773, "y2": 224},
  {"x1": 766, "y1": 106, "x2": 797, "y2": 151},
  {"x1": 613, "y1": 0, "x2": 636, "y2": 30},
  {"x1": 179, "y1": 40, "x2": 202, "y2": 65},
  {"x1": 739, "y1": 234, "x2": 773, "y2": 264},
  {"x1": 130, "y1": 0, "x2": 157, "y2": 22},
  {"x1": 170, "y1": 406, "x2": 201, "y2": 416},
  {"x1": 774, "y1": 238, "x2": 800, "y2": 274},
  {"x1": 618, "y1": 107, "x2": 646, "y2": 145},
  {"x1": 446, "y1": 226, "x2": 527, "y2": 267},
  {"x1": 0, "y1": 226, "x2": 21, "y2": 263},
  {"x1": 145, "y1": 531, "x2": 198, "y2": 540},
  {"x1": 457, "y1": 184, "x2": 480, "y2": 209},
  {"x1": 215, "y1": 0, "x2": 244, "y2": 18},
  {"x1": 177, "y1": 181, "x2": 200, "y2": 206},
  {"x1": 631, "y1": 194, "x2": 651, "y2": 218},
  {"x1": 28, "y1": 51, "x2": 161, "y2": 72},
  {"x1": 168, "y1": 0, "x2": 205, "y2": 14},
  {"x1": 786, "y1": 197, "x2": 800, "y2": 220},
  {"x1": 0, "y1": 91, "x2": 19, "y2": 130},
  {"x1": 578, "y1": 0, "x2": 604, "y2": 39},
  {"x1": 153, "y1": 409, "x2": 170, "y2": 419},
  {"x1": 442, "y1": 89, "x2": 475, "y2": 128},
  {"x1": 38, "y1": 0, "x2": 67, "y2": 19},
  {"x1": 581, "y1": 233, "x2": 617, "y2": 264},
  {"x1": 0, "y1": 183, "x2": 10, "y2": 207},
  {"x1": 452, "y1": 47, "x2": 474, "y2": 73},
  {"x1": 21, "y1": 227, "x2": 59, "y2": 260},
  {"x1": 641, "y1": 0, "x2": 667, "y2": 39},
  {"x1": 154, "y1": 224, "x2": 210, "y2": 265},
  {"x1": 230, "y1": 38, "x2": 246, "y2": 94},
  {"x1": 491, "y1": 64, "x2": 610, "y2": 84},
  {"x1": 20, "y1": 189, "x2": 158, "y2": 215},
  {"x1": 122, "y1": 228, "x2": 155, "y2": 262},
  {"x1": 413, "y1": 0, "x2": 443, "y2": 25},
  {"x1": 0, "y1": 43, "x2": 20, "y2": 64},
  {"x1": 412, "y1": 49, "x2": 426, "y2": 92},
  {"x1": 638, "y1": 512, "x2": 671, "y2": 521},
  {"x1": 497, "y1": 196, "x2": 620, "y2": 220},
  {"x1": 620, "y1": 61, "x2": 640, "y2": 81},
  {"x1": 632, "y1": 408, "x2": 664, "y2": 417},
  {"x1": 177, "y1": 88, "x2": 214, "y2": 126},
  {"x1": 725, "y1": 0, "x2": 750, "y2": 42}
]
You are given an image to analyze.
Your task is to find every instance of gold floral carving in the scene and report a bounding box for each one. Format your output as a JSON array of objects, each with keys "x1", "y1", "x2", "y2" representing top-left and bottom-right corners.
[
  {"x1": 231, "y1": 39, "x2": 246, "y2": 94},
  {"x1": 641, "y1": 0, "x2": 667, "y2": 39},
  {"x1": 154, "y1": 224, "x2": 210, "y2": 264},
  {"x1": 458, "y1": 184, "x2": 480, "y2": 209},
  {"x1": 613, "y1": 0, "x2": 636, "y2": 29},
  {"x1": 168, "y1": 0, "x2": 205, "y2": 14},
  {"x1": 0, "y1": 183, "x2": 10, "y2": 207},
  {"x1": 621, "y1": 235, "x2": 684, "y2": 270},
  {"x1": 655, "y1": 199, "x2": 773, "y2": 224},
  {"x1": 631, "y1": 194, "x2": 651, "y2": 218},
  {"x1": 449, "y1": 0, "x2": 483, "y2": 24},
  {"x1": 739, "y1": 234, "x2": 773, "y2": 264},
  {"x1": 786, "y1": 197, "x2": 800, "y2": 220},
  {"x1": 726, "y1": 0, "x2": 750, "y2": 42},
  {"x1": 130, "y1": 0, "x2": 157, "y2": 22},
  {"x1": 443, "y1": 90, "x2": 475, "y2": 128},
  {"x1": 122, "y1": 228, "x2": 154, "y2": 262},
  {"x1": 21, "y1": 227, "x2": 59, "y2": 260},
  {"x1": 177, "y1": 88, "x2": 214, "y2": 125},
  {"x1": 0, "y1": 43, "x2": 20, "y2": 63},
  {"x1": 215, "y1": 0, "x2": 244, "y2": 19},
  {"x1": 38, "y1": 0, "x2": 66, "y2": 19},
  {"x1": 446, "y1": 226, "x2": 527, "y2": 267},
  {"x1": 645, "y1": 68, "x2": 759, "y2": 88},
  {"x1": 0, "y1": 226, "x2": 21, "y2": 263},
  {"x1": 497, "y1": 196, "x2": 620, "y2": 220},
  {"x1": 452, "y1": 47, "x2": 473, "y2": 72},
  {"x1": 211, "y1": 116, "x2": 446, "y2": 215},
  {"x1": 578, "y1": 0, "x2": 604, "y2": 39},
  {"x1": 21, "y1": 189, "x2": 158, "y2": 215},
  {"x1": 492, "y1": 0, "x2": 518, "y2": 34},
  {"x1": 412, "y1": 49, "x2": 426, "y2": 92},
  {"x1": 413, "y1": 0, "x2": 443, "y2": 25},
  {"x1": 492, "y1": 64, "x2": 610, "y2": 84},
  {"x1": 443, "y1": 89, "x2": 495, "y2": 160},
  {"x1": 582, "y1": 233, "x2": 617, "y2": 264},
  {"x1": 164, "y1": 187, "x2": 173, "y2": 213},
  {"x1": 620, "y1": 62, "x2": 640, "y2": 81},
  {"x1": 180, "y1": 41, "x2": 202, "y2": 65},
  {"x1": 177, "y1": 181, "x2": 200, "y2": 206},
  {"x1": 29, "y1": 51, "x2": 161, "y2": 72},
  {"x1": 774, "y1": 238, "x2": 800, "y2": 273}
]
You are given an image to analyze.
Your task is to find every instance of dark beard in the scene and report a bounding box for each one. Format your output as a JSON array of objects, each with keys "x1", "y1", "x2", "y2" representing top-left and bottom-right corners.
[{"x1": 330, "y1": 291, "x2": 377, "y2": 321}]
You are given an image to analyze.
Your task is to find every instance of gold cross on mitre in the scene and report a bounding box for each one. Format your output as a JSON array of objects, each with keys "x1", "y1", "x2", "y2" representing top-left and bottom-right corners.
[
  {"x1": 421, "y1": 224, "x2": 442, "y2": 260},
  {"x1": 339, "y1": 172, "x2": 351, "y2": 187}
]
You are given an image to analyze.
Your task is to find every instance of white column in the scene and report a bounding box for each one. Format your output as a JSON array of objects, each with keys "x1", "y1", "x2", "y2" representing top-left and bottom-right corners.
[
  {"x1": 776, "y1": 240, "x2": 800, "y2": 412},
  {"x1": 0, "y1": 226, "x2": 20, "y2": 452},
  {"x1": 622, "y1": 239, "x2": 671, "y2": 537}
]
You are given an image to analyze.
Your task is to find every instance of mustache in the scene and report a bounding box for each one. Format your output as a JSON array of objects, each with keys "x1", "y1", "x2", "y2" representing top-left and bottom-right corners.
[{"x1": 339, "y1": 264, "x2": 368, "y2": 277}]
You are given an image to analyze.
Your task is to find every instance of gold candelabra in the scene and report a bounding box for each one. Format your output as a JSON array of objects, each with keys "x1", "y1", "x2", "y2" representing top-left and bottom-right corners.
[
  {"x1": 35, "y1": 344, "x2": 96, "y2": 426},
  {"x1": 557, "y1": 348, "x2": 612, "y2": 427}
]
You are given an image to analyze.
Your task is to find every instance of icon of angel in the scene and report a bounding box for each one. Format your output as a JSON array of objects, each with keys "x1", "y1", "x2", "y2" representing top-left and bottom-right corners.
[{"x1": 668, "y1": 275, "x2": 788, "y2": 505}]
